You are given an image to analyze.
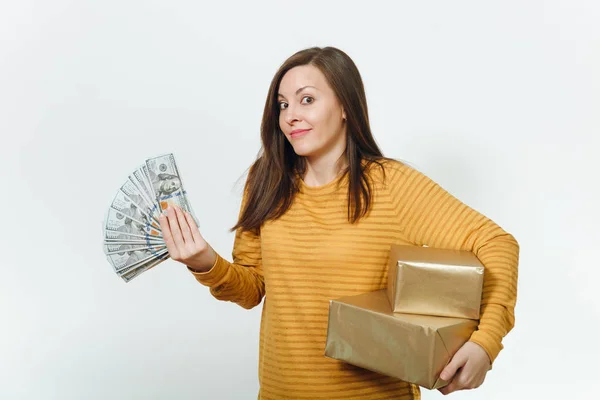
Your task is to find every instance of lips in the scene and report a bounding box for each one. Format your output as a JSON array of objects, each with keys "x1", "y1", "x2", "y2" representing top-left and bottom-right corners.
[{"x1": 290, "y1": 128, "x2": 311, "y2": 138}]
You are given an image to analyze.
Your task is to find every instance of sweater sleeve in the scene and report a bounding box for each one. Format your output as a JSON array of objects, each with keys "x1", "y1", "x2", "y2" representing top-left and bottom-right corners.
[
  {"x1": 187, "y1": 188, "x2": 265, "y2": 310},
  {"x1": 388, "y1": 162, "x2": 519, "y2": 364}
]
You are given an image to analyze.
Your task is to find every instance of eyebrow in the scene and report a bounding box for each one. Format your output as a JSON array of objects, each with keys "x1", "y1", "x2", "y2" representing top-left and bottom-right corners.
[{"x1": 277, "y1": 85, "x2": 317, "y2": 98}]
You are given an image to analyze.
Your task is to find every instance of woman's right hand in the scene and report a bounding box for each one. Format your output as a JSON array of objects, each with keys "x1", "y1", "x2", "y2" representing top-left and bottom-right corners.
[{"x1": 158, "y1": 204, "x2": 217, "y2": 273}]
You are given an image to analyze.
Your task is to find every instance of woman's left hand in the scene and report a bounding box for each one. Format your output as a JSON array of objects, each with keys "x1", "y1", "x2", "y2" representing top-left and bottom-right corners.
[{"x1": 438, "y1": 341, "x2": 491, "y2": 395}]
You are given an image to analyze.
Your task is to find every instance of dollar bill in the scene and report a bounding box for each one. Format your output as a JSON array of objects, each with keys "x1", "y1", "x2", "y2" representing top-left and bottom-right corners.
[
  {"x1": 180, "y1": 187, "x2": 200, "y2": 227},
  {"x1": 117, "y1": 247, "x2": 170, "y2": 276},
  {"x1": 104, "y1": 238, "x2": 164, "y2": 245},
  {"x1": 133, "y1": 166, "x2": 162, "y2": 216},
  {"x1": 104, "y1": 207, "x2": 161, "y2": 240},
  {"x1": 106, "y1": 246, "x2": 168, "y2": 273},
  {"x1": 104, "y1": 229, "x2": 162, "y2": 242},
  {"x1": 119, "y1": 249, "x2": 170, "y2": 275},
  {"x1": 110, "y1": 188, "x2": 161, "y2": 233},
  {"x1": 103, "y1": 152, "x2": 200, "y2": 282},
  {"x1": 145, "y1": 153, "x2": 191, "y2": 214},
  {"x1": 120, "y1": 178, "x2": 160, "y2": 225},
  {"x1": 108, "y1": 205, "x2": 157, "y2": 233},
  {"x1": 104, "y1": 242, "x2": 166, "y2": 255},
  {"x1": 120, "y1": 251, "x2": 170, "y2": 282}
]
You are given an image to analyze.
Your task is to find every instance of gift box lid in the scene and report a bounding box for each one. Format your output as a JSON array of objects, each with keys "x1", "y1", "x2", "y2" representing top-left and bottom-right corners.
[{"x1": 387, "y1": 244, "x2": 485, "y2": 319}]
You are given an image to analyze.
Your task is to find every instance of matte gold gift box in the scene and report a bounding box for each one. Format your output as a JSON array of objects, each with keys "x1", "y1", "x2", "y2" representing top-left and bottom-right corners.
[
  {"x1": 324, "y1": 289, "x2": 477, "y2": 389},
  {"x1": 387, "y1": 245, "x2": 485, "y2": 320}
]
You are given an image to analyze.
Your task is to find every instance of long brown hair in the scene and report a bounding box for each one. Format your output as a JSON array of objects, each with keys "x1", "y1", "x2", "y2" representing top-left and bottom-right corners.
[{"x1": 231, "y1": 46, "x2": 392, "y2": 234}]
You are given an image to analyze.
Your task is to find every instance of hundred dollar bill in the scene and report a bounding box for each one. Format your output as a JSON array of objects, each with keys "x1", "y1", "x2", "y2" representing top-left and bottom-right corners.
[
  {"x1": 120, "y1": 251, "x2": 170, "y2": 282},
  {"x1": 106, "y1": 245, "x2": 168, "y2": 273},
  {"x1": 117, "y1": 248, "x2": 170, "y2": 276},
  {"x1": 104, "y1": 238, "x2": 164, "y2": 245},
  {"x1": 110, "y1": 188, "x2": 161, "y2": 233},
  {"x1": 133, "y1": 167, "x2": 162, "y2": 216},
  {"x1": 104, "y1": 207, "x2": 161, "y2": 241},
  {"x1": 145, "y1": 153, "x2": 191, "y2": 214},
  {"x1": 173, "y1": 184, "x2": 200, "y2": 227},
  {"x1": 104, "y1": 229, "x2": 161, "y2": 242},
  {"x1": 120, "y1": 245, "x2": 170, "y2": 268},
  {"x1": 119, "y1": 249, "x2": 170, "y2": 275},
  {"x1": 108, "y1": 205, "x2": 158, "y2": 234},
  {"x1": 120, "y1": 178, "x2": 160, "y2": 225},
  {"x1": 103, "y1": 242, "x2": 166, "y2": 255},
  {"x1": 141, "y1": 164, "x2": 163, "y2": 212},
  {"x1": 132, "y1": 167, "x2": 155, "y2": 203}
]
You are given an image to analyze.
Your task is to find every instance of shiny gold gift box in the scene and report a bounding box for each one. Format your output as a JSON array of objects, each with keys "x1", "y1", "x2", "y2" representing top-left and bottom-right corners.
[
  {"x1": 324, "y1": 289, "x2": 477, "y2": 389},
  {"x1": 387, "y1": 245, "x2": 485, "y2": 320}
]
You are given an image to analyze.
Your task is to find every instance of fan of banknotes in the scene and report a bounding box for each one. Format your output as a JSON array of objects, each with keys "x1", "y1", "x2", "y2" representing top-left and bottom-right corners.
[{"x1": 103, "y1": 153, "x2": 196, "y2": 282}]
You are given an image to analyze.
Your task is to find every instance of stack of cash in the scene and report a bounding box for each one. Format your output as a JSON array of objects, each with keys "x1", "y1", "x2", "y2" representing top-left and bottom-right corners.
[{"x1": 103, "y1": 153, "x2": 194, "y2": 282}]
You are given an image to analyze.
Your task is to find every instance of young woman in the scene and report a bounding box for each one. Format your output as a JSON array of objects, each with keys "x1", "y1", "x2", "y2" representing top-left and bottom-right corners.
[{"x1": 158, "y1": 46, "x2": 519, "y2": 400}]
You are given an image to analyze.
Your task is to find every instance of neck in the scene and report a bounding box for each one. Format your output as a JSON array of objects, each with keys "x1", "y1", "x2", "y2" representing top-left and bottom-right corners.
[{"x1": 303, "y1": 150, "x2": 348, "y2": 187}]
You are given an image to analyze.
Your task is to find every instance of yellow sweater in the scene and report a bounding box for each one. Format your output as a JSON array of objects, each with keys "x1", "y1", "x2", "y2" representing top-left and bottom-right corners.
[{"x1": 189, "y1": 159, "x2": 519, "y2": 399}]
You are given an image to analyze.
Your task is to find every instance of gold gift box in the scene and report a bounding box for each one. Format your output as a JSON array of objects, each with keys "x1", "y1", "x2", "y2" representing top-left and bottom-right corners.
[
  {"x1": 324, "y1": 289, "x2": 477, "y2": 389},
  {"x1": 387, "y1": 245, "x2": 485, "y2": 320}
]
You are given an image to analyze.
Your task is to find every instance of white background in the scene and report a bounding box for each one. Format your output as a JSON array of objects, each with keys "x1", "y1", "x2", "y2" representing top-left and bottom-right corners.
[{"x1": 2, "y1": 1, "x2": 598, "y2": 399}]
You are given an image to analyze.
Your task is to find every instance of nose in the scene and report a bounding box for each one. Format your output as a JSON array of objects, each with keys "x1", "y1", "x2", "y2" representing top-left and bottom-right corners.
[{"x1": 284, "y1": 103, "x2": 300, "y2": 125}]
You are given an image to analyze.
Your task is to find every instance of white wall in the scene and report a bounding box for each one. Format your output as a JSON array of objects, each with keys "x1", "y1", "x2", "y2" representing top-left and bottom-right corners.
[{"x1": 2, "y1": 1, "x2": 598, "y2": 399}]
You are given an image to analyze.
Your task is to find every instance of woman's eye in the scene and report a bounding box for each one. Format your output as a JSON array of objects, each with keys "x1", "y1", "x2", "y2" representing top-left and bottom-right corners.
[{"x1": 278, "y1": 97, "x2": 312, "y2": 109}]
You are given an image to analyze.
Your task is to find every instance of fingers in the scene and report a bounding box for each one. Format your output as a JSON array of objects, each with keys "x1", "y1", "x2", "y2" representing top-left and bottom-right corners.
[
  {"x1": 159, "y1": 205, "x2": 204, "y2": 265},
  {"x1": 440, "y1": 357, "x2": 461, "y2": 381},
  {"x1": 440, "y1": 352, "x2": 465, "y2": 382},
  {"x1": 174, "y1": 205, "x2": 194, "y2": 245},
  {"x1": 438, "y1": 380, "x2": 458, "y2": 395},
  {"x1": 169, "y1": 205, "x2": 186, "y2": 247},
  {"x1": 158, "y1": 212, "x2": 178, "y2": 259},
  {"x1": 438, "y1": 347, "x2": 469, "y2": 396},
  {"x1": 438, "y1": 369, "x2": 466, "y2": 395},
  {"x1": 161, "y1": 205, "x2": 186, "y2": 257},
  {"x1": 183, "y1": 210, "x2": 203, "y2": 244}
]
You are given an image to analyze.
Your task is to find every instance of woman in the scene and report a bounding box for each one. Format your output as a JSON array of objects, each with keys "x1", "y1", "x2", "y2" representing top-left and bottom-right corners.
[{"x1": 158, "y1": 47, "x2": 519, "y2": 399}]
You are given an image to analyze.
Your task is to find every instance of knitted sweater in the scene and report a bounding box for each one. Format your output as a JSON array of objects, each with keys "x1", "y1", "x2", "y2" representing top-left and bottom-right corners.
[{"x1": 189, "y1": 159, "x2": 519, "y2": 399}]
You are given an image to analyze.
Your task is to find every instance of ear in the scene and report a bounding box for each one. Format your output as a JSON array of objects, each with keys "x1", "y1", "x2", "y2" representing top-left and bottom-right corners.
[{"x1": 342, "y1": 108, "x2": 346, "y2": 121}]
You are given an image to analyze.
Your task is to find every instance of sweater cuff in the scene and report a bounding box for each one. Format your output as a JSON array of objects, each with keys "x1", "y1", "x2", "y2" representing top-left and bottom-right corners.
[
  {"x1": 469, "y1": 329, "x2": 503, "y2": 365},
  {"x1": 187, "y1": 253, "x2": 230, "y2": 288}
]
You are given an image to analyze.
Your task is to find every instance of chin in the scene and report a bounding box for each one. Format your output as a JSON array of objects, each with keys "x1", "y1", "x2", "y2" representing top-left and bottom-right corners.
[{"x1": 290, "y1": 144, "x2": 318, "y2": 157}]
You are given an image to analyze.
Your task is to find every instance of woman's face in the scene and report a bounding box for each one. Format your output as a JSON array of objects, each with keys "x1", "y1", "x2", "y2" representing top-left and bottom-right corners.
[{"x1": 278, "y1": 65, "x2": 346, "y2": 160}]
